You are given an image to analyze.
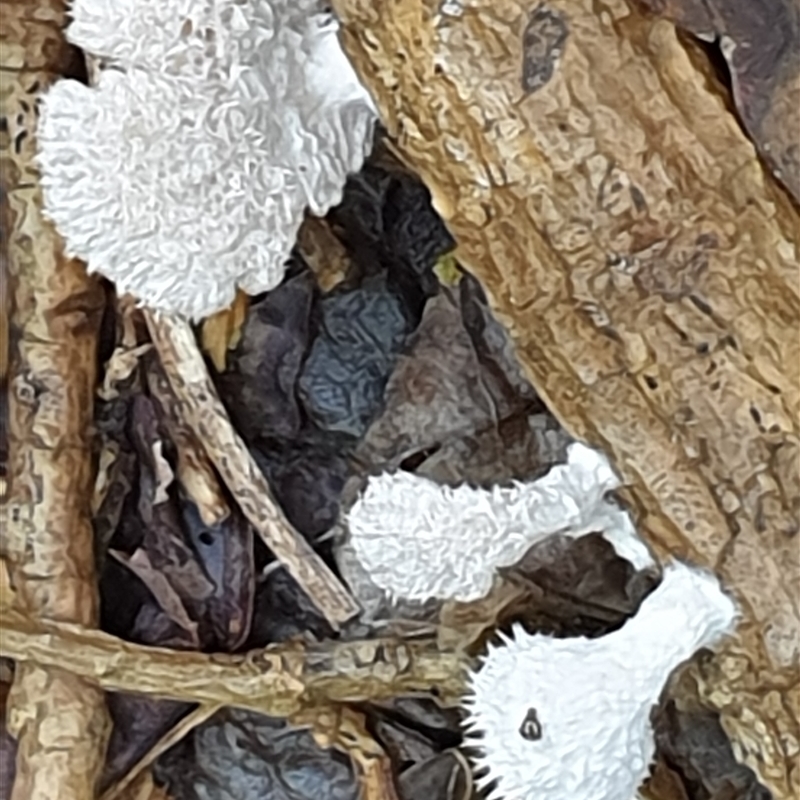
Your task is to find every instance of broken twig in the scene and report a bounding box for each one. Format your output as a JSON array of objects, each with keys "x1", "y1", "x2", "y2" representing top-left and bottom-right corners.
[
  {"x1": 0, "y1": 590, "x2": 464, "y2": 714},
  {"x1": 145, "y1": 310, "x2": 360, "y2": 628}
]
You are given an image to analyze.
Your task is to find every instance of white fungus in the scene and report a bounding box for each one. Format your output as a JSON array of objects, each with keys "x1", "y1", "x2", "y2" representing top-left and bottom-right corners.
[
  {"x1": 463, "y1": 560, "x2": 739, "y2": 800},
  {"x1": 346, "y1": 442, "x2": 655, "y2": 603},
  {"x1": 36, "y1": 0, "x2": 376, "y2": 319}
]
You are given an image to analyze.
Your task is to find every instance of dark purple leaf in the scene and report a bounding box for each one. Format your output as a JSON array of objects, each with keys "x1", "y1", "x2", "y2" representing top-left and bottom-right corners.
[{"x1": 153, "y1": 710, "x2": 359, "y2": 800}]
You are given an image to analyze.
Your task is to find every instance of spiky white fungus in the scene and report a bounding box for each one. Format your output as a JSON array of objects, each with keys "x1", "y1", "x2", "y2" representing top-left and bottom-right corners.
[
  {"x1": 346, "y1": 442, "x2": 654, "y2": 603},
  {"x1": 36, "y1": 0, "x2": 376, "y2": 320},
  {"x1": 463, "y1": 560, "x2": 739, "y2": 800}
]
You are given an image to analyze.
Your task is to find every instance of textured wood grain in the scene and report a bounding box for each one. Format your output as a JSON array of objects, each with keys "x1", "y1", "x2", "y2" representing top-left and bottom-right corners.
[
  {"x1": 1, "y1": 1, "x2": 111, "y2": 797},
  {"x1": 330, "y1": 0, "x2": 800, "y2": 796},
  {"x1": 638, "y1": 0, "x2": 800, "y2": 206}
]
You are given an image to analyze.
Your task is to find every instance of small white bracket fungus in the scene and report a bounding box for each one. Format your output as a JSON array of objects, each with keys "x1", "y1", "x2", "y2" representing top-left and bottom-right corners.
[
  {"x1": 463, "y1": 560, "x2": 739, "y2": 800},
  {"x1": 36, "y1": 0, "x2": 376, "y2": 319},
  {"x1": 346, "y1": 442, "x2": 655, "y2": 603}
]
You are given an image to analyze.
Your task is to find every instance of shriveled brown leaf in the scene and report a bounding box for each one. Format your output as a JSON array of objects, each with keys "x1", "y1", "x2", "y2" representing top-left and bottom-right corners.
[
  {"x1": 291, "y1": 705, "x2": 401, "y2": 800},
  {"x1": 296, "y1": 215, "x2": 355, "y2": 292},
  {"x1": 109, "y1": 549, "x2": 200, "y2": 648},
  {"x1": 200, "y1": 289, "x2": 249, "y2": 374},
  {"x1": 397, "y1": 750, "x2": 473, "y2": 800},
  {"x1": 357, "y1": 288, "x2": 499, "y2": 467},
  {"x1": 640, "y1": 760, "x2": 691, "y2": 800},
  {"x1": 101, "y1": 704, "x2": 220, "y2": 800},
  {"x1": 100, "y1": 695, "x2": 193, "y2": 798},
  {"x1": 214, "y1": 271, "x2": 315, "y2": 444},
  {"x1": 152, "y1": 709, "x2": 361, "y2": 800}
]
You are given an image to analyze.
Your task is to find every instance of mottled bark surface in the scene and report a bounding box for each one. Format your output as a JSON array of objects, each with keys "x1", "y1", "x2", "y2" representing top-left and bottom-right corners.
[
  {"x1": 1, "y1": 1, "x2": 111, "y2": 797},
  {"x1": 638, "y1": 0, "x2": 800, "y2": 206},
  {"x1": 330, "y1": 0, "x2": 800, "y2": 796}
]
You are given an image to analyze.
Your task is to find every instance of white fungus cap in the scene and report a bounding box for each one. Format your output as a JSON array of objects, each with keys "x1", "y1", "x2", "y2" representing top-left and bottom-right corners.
[
  {"x1": 346, "y1": 442, "x2": 655, "y2": 603},
  {"x1": 36, "y1": 0, "x2": 376, "y2": 320},
  {"x1": 463, "y1": 560, "x2": 739, "y2": 800}
]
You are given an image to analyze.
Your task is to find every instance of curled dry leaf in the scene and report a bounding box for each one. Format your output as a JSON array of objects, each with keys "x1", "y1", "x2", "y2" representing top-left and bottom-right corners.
[
  {"x1": 214, "y1": 271, "x2": 315, "y2": 444},
  {"x1": 100, "y1": 704, "x2": 221, "y2": 800},
  {"x1": 116, "y1": 390, "x2": 254, "y2": 651},
  {"x1": 109, "y1": 549, "x2": 200, "y2": 648},
  {"x1": 291, "y1": 705, "x2": 401, "y2": 800},
  {"x1": 153, "y1": 709, "x2": 360, "y2": 800},
  {"x1": 397, "y1": 750, "x2": 473, "y2": 800}
]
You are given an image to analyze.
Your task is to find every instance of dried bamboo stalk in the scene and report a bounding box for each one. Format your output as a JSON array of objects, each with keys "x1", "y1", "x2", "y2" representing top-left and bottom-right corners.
[
  {"x1": 0, "y1": 604, "x2": 467, "y2": 712},
  {"x1": 145, "y1": 310, "x2": 360, "y2": 628},
  {"x1": 330, "y1": 1, "x2": 800, "y2": 797},
  {"x1": 1, "y1": 1, "x2": 111, "y2": 797}
]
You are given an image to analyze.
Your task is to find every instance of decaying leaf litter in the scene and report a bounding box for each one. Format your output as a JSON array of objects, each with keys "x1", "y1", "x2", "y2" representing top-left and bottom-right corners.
[
  {"x1": 2, "y1": 2, "x2": 799, "y2": 800},
  {"x1": 2, "y1": 139, "x2": 777, "y2": 800}
]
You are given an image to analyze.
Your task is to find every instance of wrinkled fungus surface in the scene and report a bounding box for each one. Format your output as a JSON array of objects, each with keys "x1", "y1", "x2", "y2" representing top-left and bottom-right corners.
[
  {"x1": 37, "y1": 0, "x2": 376, "y2": 319},
  {"x1": 463, "y1": 561, "x2": 738, "y2": 800},
  {"x1": 347, "y1": 442, "x2": 655, "y2": 603}
]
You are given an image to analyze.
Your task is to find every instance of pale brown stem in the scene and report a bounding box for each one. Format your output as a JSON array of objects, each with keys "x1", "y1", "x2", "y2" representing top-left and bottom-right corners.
[
  {"x1": 0, "y1": 604, "x2": 467, "y2": 713},
  {"x1": 2, "y1": 2, "x2": 112, "y2": 797},
  {"x1": 145, "y1": 310, "x2": 361, "y2": 629}
]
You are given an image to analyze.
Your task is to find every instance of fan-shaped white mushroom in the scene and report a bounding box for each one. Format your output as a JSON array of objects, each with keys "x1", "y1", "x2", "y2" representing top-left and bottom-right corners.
[
  {"x1": 36, "y1": 0, "x2": 376, "y2": 319},
  {"x1": 346, "y1": 442, "x2": 655, "y2": 603},
  {"x1": 463, "y1": 560, "x2": 739, "y2": 800}
]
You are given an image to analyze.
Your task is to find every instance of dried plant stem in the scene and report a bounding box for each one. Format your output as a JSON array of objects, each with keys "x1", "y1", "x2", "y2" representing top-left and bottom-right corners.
[
  {"x1": 2, "y1": 2, "x2": 111, "y2": 797},
  {"x1": 290, "y1": 705, "x2": 402, "y2": 800},
  {"x1": 144, "y1": 357, "x2": 230, "y2": 528},
  {"x1": 0, "y1": 604, "x2": 467, "y2": 714},
  {"x1": 100, "y1": 704, "x2": 222, "y2": 800},
  {"x1": 145, "y1": 310, "x2": 360, "y2": 629}
]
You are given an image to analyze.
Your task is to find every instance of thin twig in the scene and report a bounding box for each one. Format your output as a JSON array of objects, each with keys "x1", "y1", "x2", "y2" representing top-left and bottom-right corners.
[
  {"x1": 145, "y1": 310, "x2": 360, "y2": 628},
  {"x1": 0, "y1": 605, "x2": 467, "y2": 713},
  {"x1": 100, "y1": 704, "x2": 222, "y2": 800},
  {"x1": 145, "y1": 356, "x2": 230, "y2": 528}
]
